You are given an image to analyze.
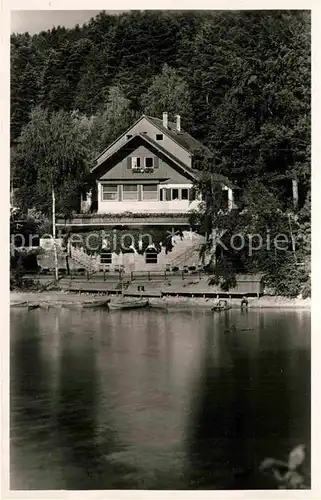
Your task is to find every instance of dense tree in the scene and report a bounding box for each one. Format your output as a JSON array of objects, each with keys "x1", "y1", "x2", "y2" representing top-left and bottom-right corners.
[
  {"x1": 12, "y1": 107, "x2": 92, "y2": 217},
  {"x1": 10, "y1": 33, "x2": 40, "y2": 142},
  {"x1": 89, "y1": 86, "x2": 134, "y2": 156},
  {"x1": 202, "y1": 11, "x2": 310, "y2": 201},
  {"x1": 11, "y1": 11, "x2": 310, "y2": 190},
  {"x1": 141, "y1": 63, "x2": 193, "y2": 127}
]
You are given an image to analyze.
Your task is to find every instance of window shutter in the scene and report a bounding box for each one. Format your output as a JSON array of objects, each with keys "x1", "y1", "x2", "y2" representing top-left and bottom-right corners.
[
  {"x1": 127, "y1": 157, "x2": 132, "y2": 169},
  {"x1": 189, "y1": 187, "x2": 196, "y2": 201},
  {"x1": 166, "y1": 188, "x2": 172, "y2": 201},
  {"x1": 118, "y1": 185, "x2": 122, "y2": 201},
  {"x1": 154, "y1": 157, "x2": 159, "y2": 169},
  {"x1": 138, "y1": 185, "x2": 142, "y2": 201}
]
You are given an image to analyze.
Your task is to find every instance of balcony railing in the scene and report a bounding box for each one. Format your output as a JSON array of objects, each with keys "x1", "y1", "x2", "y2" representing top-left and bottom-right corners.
[{"x1": 132, "y1": 167, "x2": 154, "y2": 173}]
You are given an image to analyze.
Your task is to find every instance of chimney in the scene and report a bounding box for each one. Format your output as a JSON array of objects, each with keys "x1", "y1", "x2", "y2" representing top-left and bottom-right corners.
[
  {"x1": 162, "y1": 112, "x2": 168, "y2": 129},
  {"x1": 175, "y1": 114, "x2": 181, "y2": 132}
]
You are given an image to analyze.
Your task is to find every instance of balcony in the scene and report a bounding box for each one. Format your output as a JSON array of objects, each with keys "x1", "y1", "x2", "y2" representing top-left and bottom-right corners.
[
  {"x1": 132, "y1": 166, "x2": 154, "y2": 173},
  {"x1": 56, "y1": 212, "x2": 192, "y2": 227}
]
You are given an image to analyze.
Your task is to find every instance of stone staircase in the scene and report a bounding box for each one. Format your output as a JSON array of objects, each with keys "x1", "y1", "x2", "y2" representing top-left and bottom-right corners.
[
  {"x1": 167, "y1": 232, "x2": 205, "y2": 269},
  {"x1": 69, "y1": 246, "x2": 100, "y2": 273},
  {"x1": 37, "y1": 232, "x2": 206, "y2": 277},
  {"x1": 38, "y1": 246, "x2": 100, "y2": 272}
]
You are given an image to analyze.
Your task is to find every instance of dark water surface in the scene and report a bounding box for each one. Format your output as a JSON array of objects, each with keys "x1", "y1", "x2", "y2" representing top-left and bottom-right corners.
[{"x1": 10, "y1": 307, "x2": 310, "y2": 490}]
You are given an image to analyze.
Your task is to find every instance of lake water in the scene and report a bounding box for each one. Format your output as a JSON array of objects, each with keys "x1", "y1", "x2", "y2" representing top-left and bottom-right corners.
[{"x1": 10, "y1": 307, "x2": 310, "y2": 490}]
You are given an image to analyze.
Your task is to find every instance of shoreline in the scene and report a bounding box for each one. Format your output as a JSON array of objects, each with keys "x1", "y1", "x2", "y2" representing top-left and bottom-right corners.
[
  {"x1": 10, "y1": 291, "x2": 311, "y2": 310},
  {"x1": 10, "y1": 291, "x2": 110, "y2": 309}
]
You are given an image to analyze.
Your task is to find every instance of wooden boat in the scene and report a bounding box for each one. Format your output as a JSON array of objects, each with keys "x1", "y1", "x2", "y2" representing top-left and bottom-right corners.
[
  {"x1": 212, "y1": 305, "x2": 231, "y2": 312},
  {"x1": 108, "y1": 299, "x2": 149, "y2": 310},
  {"x1": 10, "y1": 301, "x2": 28, "y2": 308},
  {"x1": 108, "y1": 277, "x2": 149, "y2": 310},
  {"x1": 27, "y1": 304, "x2": 40, "y2": 311},
  {"x1": 149, "y1": 303, "x2": 168, "y2": 310},
  {"x1": 81, "y1": 299, "x2": 110, "y2": 309},
  {"x1": 211, "y1": 301, "x2": 231, "y2": 312}
]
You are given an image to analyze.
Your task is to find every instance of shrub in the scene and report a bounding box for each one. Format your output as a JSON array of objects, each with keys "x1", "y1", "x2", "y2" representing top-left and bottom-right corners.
[
  {"x1": 268, "y1": 264, "x2": 309, "y2": 298},
  {"x1": 301, "y1": 275, "x2": 311, "y2": 298}
]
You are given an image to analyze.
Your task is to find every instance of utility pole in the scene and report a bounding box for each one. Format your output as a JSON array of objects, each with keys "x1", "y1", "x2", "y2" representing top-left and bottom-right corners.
[
  {"x1": 292, "y1": 178, "x2": 299, "y2": 211},
  {"x1": 288, "y1": 213, "x2": 297, "y2": 264},
  {"x1": 52, "y1": 187, "x2": 59, "y2": 282},
  {"x1": 210, "y1": 170, "x2": 217, "y2": 272}
]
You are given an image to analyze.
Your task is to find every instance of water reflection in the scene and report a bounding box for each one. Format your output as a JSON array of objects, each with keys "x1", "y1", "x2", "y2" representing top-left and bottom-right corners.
[
  {"x1": 187, "y1": 310, "x2": 310, "y2": 489},
  {"x1": 10, "y1": 308, "x2": 310, "y2": 490}
]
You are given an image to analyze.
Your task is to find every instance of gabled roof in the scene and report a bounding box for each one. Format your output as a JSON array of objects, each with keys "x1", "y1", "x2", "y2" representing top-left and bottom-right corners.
[
  {"x1": 93, "y1": 114, "x2": 143, "y2": 164},
  {"x1": 145, "y1": 116, "x2": 211, "y2": 155},
  {"x1": 91, "y1": 114, "x2": 238, "y2": 189},
  {"x1": 93, "y1": 114, "x2": 211, "y2": 167},
  {"x1": 141, "y1": 133, "x2": 198, "y2": 179},
  {"x1": 92, "y1": 132, "x2": 199, "y2": 180}
]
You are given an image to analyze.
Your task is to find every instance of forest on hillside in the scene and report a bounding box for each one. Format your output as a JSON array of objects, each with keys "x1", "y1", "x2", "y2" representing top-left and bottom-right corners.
[{"x1": 10, "y1": 10, "x2": 311, "y2": 295}]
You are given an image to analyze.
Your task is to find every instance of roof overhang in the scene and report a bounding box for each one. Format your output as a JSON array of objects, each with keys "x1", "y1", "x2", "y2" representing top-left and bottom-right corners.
[
  {"x1": 93, "y1": 114, "x2": 146, "y2": 163},
  {"x1": 91, "y1": 132, "x2": 199, "y2": 181},
  {"x1": 93, "y1": 114, "x2": 197, "y2": 166}
]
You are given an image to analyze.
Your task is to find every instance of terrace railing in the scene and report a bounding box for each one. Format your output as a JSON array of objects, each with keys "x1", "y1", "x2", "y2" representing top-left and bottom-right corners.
[{"x1": 56, "y1": 213, "x2": 191, "y2": 226}]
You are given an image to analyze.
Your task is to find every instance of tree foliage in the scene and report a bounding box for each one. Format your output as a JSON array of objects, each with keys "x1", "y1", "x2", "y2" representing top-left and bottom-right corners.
[
  {"x1": 141, "y1": 63, "x2": 193, "y2": 127},
  {"x1": 12, "y1": 107, "x2": 92, "y2": 216},
  {"x1": 11, "y1": 10, "x2": 310, "y2": 206}
]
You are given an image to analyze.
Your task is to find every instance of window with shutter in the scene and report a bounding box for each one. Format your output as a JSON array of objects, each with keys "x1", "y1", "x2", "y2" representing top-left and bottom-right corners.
[
  {"x1": 131, "y1": 157, "x2": 141, "y2": 169},
  {"x1": 189, "y1": 188, "x2": 196, "y2": 201},
  {"x1": 144, "y1": 157, "x2": 154, "y2": 169},
  {"x1": 172, "y1": 189, "x2": 179, "y2": 200},
  {"x1": 181, "y1": 188, "x2": 189, "y2": 200}
]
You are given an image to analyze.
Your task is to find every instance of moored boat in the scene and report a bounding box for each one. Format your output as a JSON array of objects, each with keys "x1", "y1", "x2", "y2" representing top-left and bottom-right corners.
[
  {"x1": 211, "y1": 300, "x2": 231, "y2": 312},
  {"x1": 81, "y1": 299, "x2": 110, "y2": 309},
  {"x1": 212, "y1": 305, "x2": 232, "y2": 312},
  {"x1": 108, "y1": 299, "x2": 149, "y2": 310},
  {"x1": 27, "y1": 304, "x2": 40, "y2": 311},
  {"x1": 11, "y1": 301, "x2": 28, "y2": 308}
]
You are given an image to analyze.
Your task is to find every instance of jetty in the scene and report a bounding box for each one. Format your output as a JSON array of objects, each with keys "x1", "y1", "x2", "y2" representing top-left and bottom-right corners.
[{"x1": 20, "y1": 271, "x2": 264, "y2": 300}]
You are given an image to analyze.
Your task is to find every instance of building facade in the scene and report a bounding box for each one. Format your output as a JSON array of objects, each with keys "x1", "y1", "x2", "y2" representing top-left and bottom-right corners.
[{"x1": 56, "y1": 113, "x2": 239, "y2": 272}]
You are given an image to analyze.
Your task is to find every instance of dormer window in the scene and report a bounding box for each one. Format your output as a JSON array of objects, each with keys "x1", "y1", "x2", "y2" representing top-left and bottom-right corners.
[{"x1": 156, "y1": 134, "x2": 163, "y2": 141}]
